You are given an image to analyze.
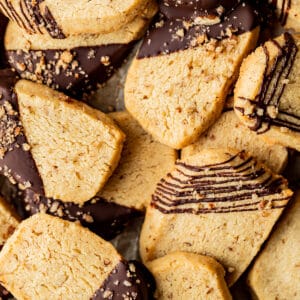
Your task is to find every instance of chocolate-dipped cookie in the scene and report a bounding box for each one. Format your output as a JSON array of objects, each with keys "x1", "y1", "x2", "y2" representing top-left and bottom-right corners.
[
  {"x1": 140, "y1": 149, "x2": 293, "y2": 286},
  {"x1": 234, "y1": 33, "x2": 300, "y2": 151},
  {"x1": 99, "y1": 111, "x2": 177, "y2": 211},
  {"x1": 148, "y1": 252, "x2": 232, "y2": 300},
  {"x1": 182, "y1": 110, "x2": 288, "y2": 173},
  {"x1": 4, "y1": 2, "x2": 157, "y2": 98},
  {"x1": 248, "y1": 190, "x2": 300, "y2": 300},
  {"x1": 0, "y1": 70, "x2": 143, "y2": 239},
  {"x1": 0, "y1": 213, "x2": 154, "y2": 299},
  {"x1": 0, "y1": 195, "x2": 19, "y2": 300},
  {"x1": 125, "y1": 1, "x2": 261, "y2": 149},
  {"x1": 0, "y1": 0, "x2": 152, "y2": 37}
]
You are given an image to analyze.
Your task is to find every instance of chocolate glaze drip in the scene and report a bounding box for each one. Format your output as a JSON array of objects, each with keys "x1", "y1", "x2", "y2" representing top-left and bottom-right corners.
[
  {"x1": 235, "y1": 33, "x2": 299, "y2": 134},
  {"x1": 0, "y1": 0, "x2": 65, "y2": 38},
  {"x1": 0, "y1": 13, "x2": 8, "y2": 68},
  {"x1": 91, "y1": 260, "x2": 155, "y2": 300},
  {"x1": 0, "y1": 284, "x2": 11, "y2": 300},
  {"x1": 7, "y1": 43, "x2": 134, "y2": 99},
  {"x1": 138, "y1": 0, "x2": 260, "y2": 58},
  {"x1": 271, "y1": 0, "x2": 291, "y2": 25},
  {"x1": 23, "y1": 189, "x2": 140, "y2": 240},
  {"x1": 0, "y1": 69, "x2": 44, "y2": 195},
  {"x1": 151, "y1": 151, "x2": 291, "y2": 214}
]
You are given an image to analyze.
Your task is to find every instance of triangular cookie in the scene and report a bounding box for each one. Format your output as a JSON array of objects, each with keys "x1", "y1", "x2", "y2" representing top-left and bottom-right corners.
[
  {"x1": 0, "y1": 69, "x2": 125, "y2": 204},
  {"x1": 140, "y1": 149, "x2": 293, "y2": 285}
]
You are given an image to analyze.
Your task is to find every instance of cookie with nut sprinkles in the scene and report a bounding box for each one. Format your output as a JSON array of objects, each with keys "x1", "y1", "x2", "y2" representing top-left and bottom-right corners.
[{"x1": 140, "y1": 148, "x2": 293, "y2": 286}]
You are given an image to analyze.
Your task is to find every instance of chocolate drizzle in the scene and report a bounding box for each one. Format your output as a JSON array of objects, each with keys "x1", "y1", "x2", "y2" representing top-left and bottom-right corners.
[
  {"x1": 91, "y1": 260, "x2": 155, "y2": 300},
  {"x1": 271, "y1": 0, "x2": 291, "y2": 25},
  {"x1": 23, "y1": 189, "x2": 140, "y2": 240},
  {"x1": 235, "y1": 33, "x2": 299, "y2": 134},
  {"x1": 138, "y1": 0, "x2": 260, "y2": 58},
  {"x1": 0, "y1": 69, "x2": 44, "y2": 194},
  {"x1": 151, "y1": 151, "x2": 291, "y2": 214},
  {"x1": 7, "y1": 43, "x2": 133, "y2": 98},
  {"x1": 0, "y1": 0, "x2": 65, "y2": 38}
]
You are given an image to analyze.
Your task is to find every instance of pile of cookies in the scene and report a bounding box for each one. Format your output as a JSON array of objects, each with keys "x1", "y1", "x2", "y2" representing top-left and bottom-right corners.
[{"x1": 0, "y1": 0, "x2": 299, "y2": 299}]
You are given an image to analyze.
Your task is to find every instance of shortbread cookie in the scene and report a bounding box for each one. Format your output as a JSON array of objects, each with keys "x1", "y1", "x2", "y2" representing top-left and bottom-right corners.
[
  {"x1": 4, "y1": 2, "x2": 157, "y2": 98},
  {"x1": 140, "y1": 149, "x2": 293, "y2": 286},
  {"x1": 234, "y1": 33, "x2": 300, "y2": 151},
  {"x1": 0, "y1": 69, "x2": 125, "y2": 204},
  {"x1": 0, "y1": 213, "x2": 154, "y2": 299},
  {"x1": 125, "y1": 1, "x2": 261, "y2": 148},
  {"x1": 99, "y1": 111, "x2": 177, "y2": 210},
  {"x1": 182, "y1": 110, "x2": 288, "y2": 173},
  {"x1": 272, "y1": 0, "x2": 300, "y2": 31},
  {"x1": 248, "y1": 190, "x2": 300, "y2": 300},
  {"x1": 0, "y1": 195, "x2": 19, "y2": 299},
  {"x1": 0, "y1": 0, "x2": 152, "y2": 37},
  {"x1": 148, "y1": 252, "x2": 232, "y2": 300}
]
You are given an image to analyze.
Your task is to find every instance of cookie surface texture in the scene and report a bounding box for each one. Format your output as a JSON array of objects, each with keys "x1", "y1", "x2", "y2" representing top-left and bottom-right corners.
[
  {"x1": 148, "y1": 251, "x2": 232, "y2": 300},
  {"x1": 140, "y1": 149, "x2": 293, "y2": 286},
  {"x1": 99, "y1": 111, "x2": 177, "y2": 210},
  {"x1": 182, "y1": 110, "x2": 288, "y2": 173},
  {"x1": 248, "y1": 190, "x2": 300, "y2": 300}
]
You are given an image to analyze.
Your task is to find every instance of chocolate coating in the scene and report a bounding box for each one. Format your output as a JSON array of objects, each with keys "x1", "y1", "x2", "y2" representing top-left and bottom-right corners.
[
  {"x1": 92, "y1": 260, "x2": 155, "y2": 300},
  {"x1": 0, "y1": 69, "x2": 44, "y2": 194},
  {"x1": 7, "y1": 43, "x2": 134, "y2": 99},
  {"x1": 0, "y1": 13, "x2": 8, "y2": 68},
  {"x1": 23, "y1": 189, "x2": 140, "y2": 240},
  {"x1": 159, "y1": 0, "x2": 237, "y2": 20},
  {"x1": 138, "y1": 1, "x2": 260, "y2": 58},
  {"x1": 0, "y1": 284, "x2": 11, "y2": 300}
]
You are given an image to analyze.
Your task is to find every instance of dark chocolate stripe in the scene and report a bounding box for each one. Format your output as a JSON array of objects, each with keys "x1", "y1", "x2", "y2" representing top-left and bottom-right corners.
[
  {"x1": 0, "y1": 13, "x2": 8, "y2": 68},
  {"x1": 151, "y1": 151, "x2": 291, "y2": 214},
  {"x1": 277, "y1": 0, "x2": 291, "y2": 25},
  {"x1": 0, "y1": 69, "x2": 44, "y2": 195},
  {"x1": 91, "y1": 260, "x2": 154, "y2": 300},
  {"x1": 7, "y1": 43, "x2": 134, "y2": 99},
  {"x1": 235, "y1": 32, "x2": 299, "y2": 133},
  {"x1": 138, "y1": 1, "x2": 260, "y2": 58},
  {"x1": 0, "y1": 284, "x2": 11, "y2": 300},
  {"x1": 22, "y1": 189, "x2": 140, "y2": 240}
]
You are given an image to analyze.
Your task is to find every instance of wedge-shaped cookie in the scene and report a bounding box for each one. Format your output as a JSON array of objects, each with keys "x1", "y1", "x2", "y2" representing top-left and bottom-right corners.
[
  {"x1": 148, "y1": 252, "x2": 232, "y2": 300},
  {"x1": 4, "y1": 2, "x2": 157, "y2": 98},
  {"x1": 125, "y1": 2, "x2": 260, "y2": 148},
  {"x1": 272, "y1": 0, "x2": 300, "y2": 31},
  {"x1": 234, "y1": 33, "x2": 300, "y2": 151},
  {"x1": 182, "y1": 111, "x2": 288, "y2": 173},
  {"x1": 0, "y1": 0, "x2": 151, "y2": 37},
  {"x1": 0, "y1": 69, "x2": 125, "y2": 204},
  {"x1": 0, "y1": 213, "x2": 154, "y2": 299},
  {"x1": 248, "y1": 190, "x2": 300, "y2": 300},
  {"x1": 0, "y1": 195, "x2": 19, "y2": 299},
  {"x1": 99, "y1": 111, "x2": 177, "y2": 210},
  {"x1": 140, "y1": 149, "x2": 293, "y2": 286}
]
